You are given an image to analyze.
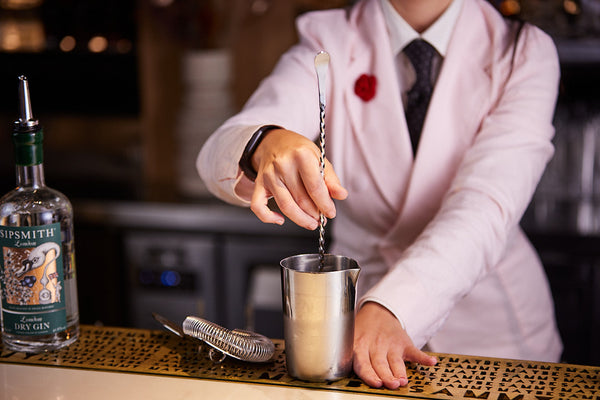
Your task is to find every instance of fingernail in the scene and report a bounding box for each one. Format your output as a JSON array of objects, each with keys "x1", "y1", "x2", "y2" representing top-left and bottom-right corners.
[
  {"x1": 386, "y1": 379, "x2": 401, "y2": 390},
  {"x1": 398, "y1": 377, "x2": 409, "y2": 386}
]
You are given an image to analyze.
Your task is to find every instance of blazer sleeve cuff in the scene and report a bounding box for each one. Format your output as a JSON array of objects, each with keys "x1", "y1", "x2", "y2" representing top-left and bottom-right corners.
[
  {"x1": 197, "y1": 124, "x2": 262, "y2": 206},
  {"x1": 358, "y1": 296, "x2": 407, "y2": 331},
  {"x1": 359, "y1": 265, "x2": 449, "y2": 350}
]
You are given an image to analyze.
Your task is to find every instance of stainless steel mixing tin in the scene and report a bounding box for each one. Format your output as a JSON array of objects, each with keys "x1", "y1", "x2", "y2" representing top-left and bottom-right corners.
[{"x1": 280, "y1": 253, "x2": 360, "y2": 382}]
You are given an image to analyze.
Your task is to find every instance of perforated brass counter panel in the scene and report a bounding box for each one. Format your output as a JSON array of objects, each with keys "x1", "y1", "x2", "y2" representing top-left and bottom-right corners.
[{"x1": 1, "y1": 325, "x2": 598, "y2": 399}]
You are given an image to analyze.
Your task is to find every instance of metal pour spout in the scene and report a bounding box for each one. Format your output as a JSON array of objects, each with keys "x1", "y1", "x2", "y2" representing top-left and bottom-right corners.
[
  {"x1": 348, "y1": 267, "x2": 360, "y2": 286},
  {"x1": 16, "y1": 75, "x2": 39, "y2": 130}
]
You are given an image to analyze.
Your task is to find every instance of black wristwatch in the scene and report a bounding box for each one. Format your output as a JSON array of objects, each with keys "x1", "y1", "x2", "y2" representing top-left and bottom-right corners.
[{"x1": 238, "y1": 125, "x2": 282, "y2": 181}]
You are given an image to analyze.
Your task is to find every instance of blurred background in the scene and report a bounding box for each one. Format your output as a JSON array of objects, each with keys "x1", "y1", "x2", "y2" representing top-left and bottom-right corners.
[{"x1": 0, "y1": 0, "x2": 599, "y2": 366}]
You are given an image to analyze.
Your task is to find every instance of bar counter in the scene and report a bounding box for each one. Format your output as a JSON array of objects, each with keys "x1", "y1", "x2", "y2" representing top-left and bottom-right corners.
[{"x1": 1, "y1": 325, "x2": 599, "y2": 399}]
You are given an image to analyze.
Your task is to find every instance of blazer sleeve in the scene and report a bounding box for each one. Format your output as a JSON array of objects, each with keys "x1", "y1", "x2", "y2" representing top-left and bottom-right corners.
[
  {"x1": 196, "y1": 11, "x2": 346, "y2": 206},
  {"x1": 196, "y1": 9, "x2": 348, "y2": 205},
  {"x1": 361, "y1": 23, "x2": 561, "y2": 348}
]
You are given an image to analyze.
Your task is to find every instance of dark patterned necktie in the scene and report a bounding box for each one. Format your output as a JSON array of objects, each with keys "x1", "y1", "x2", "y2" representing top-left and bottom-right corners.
[{"x1": 404, "y1": 39, "x2": 436, "y2": 155}]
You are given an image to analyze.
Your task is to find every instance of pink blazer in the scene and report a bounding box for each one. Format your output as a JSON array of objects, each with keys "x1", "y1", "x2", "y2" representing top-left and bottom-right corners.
[{"x1": 198, "y1": 0, "x2": 563, "y2": 361}]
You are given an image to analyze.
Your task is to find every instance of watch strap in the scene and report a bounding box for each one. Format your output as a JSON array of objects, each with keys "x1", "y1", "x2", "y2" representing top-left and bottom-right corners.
[{"x1": 238, "y1": 125, "x2": 282, "y2": 181}]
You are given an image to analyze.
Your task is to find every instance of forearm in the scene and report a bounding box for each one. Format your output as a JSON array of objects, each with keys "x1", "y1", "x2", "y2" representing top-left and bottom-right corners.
[{"x1": 197, "y1": 124, "x2": 261, "y2": 206}]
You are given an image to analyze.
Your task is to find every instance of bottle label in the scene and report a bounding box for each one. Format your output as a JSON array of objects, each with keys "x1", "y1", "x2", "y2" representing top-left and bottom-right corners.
[{"x1": 0, "y1": 223, "x2": 67, "y2": 336}]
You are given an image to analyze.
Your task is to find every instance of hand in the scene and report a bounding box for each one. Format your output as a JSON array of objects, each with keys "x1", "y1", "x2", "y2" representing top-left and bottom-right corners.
[
  {"x1": 353, "y1": 302, "x2": 438, "y2": 389},
  {"x1": 250, "y1": 128, "x2": 348, "y2": 230}
]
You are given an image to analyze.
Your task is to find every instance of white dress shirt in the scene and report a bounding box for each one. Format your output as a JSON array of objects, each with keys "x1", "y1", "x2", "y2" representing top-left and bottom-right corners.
[{"x1": 379, "y1": 0, "x2": 464, "y2": 108}]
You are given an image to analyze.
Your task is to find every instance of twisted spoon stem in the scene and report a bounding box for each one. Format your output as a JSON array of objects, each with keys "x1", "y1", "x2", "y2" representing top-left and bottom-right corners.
[
  {"x1": 318, "y1": 102, "x2": 326, "y2": 269},
  {"x1": 314, "y1": 51, "x2": 330, "y2": 270}
]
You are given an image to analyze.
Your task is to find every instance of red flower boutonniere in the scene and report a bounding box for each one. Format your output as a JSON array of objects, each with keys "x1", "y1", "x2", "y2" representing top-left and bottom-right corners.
[{"x1": 354, "y1": 74, "x2": 377, "y2": 102}]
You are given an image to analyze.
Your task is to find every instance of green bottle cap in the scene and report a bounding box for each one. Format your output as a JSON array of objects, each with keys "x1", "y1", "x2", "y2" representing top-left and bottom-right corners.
[{"x1": 13, "y1": 129, "x2": 44, "y2": 166}]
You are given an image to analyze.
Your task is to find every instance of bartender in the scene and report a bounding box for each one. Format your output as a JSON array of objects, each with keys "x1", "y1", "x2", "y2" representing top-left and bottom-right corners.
[{"x1": 197, "y1": 0, "x2": 563, "y2": 390}]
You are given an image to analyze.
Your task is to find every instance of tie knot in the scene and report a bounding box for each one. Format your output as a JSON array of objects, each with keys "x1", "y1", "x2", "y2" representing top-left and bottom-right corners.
[{"x1": 403, "y1": 39, "x2": 436, "y2": 82}]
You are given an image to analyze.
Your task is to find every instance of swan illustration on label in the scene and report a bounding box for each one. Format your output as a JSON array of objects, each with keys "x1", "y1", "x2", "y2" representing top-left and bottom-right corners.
[
  {"x1": 1, "y1": 224, "x2": 64, "y2": 307},
  {"x1": 20, "y1": 242, "x2": 61, "y2": 304},
  {"x1": 2, "y1": 242, "x2": 62, "y2": 306}
]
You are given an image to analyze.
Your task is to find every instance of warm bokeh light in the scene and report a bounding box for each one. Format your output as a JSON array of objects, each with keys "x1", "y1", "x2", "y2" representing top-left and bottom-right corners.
[
  {"x1": 0, "y1": 0, "x2": 44, "y2": 10},
  {"x1": 59, "y1": 35, "x2": 76, "y2": 52},
  {"x1": 499, "y1": 0, "x2": 520, "y2": 16},
  {"x1": 151, "y1": 0, "x2": 174, "y2": 6},
  {"x1": 88, "y1": 35, "x2": 108, "y2": 53},
  {"x1": 563, "y1": 0, "x2": 580, "y2": 15},
  {"x1": 0, "y1": 18, "x2": 45, "y2": 52}
]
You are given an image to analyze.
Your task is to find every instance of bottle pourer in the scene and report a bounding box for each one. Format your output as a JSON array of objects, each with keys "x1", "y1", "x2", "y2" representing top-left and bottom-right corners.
[{"x1": 15, "y1": 75, "x2": 39, "y2": 131}]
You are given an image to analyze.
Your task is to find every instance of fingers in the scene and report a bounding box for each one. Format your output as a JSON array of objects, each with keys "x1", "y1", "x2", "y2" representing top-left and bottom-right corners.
[
  {"x1": 353, "y1": 343, "x2": 384, "y2": 388},
  {"x1": 354, "y1": 345, "x2": 437, "y2": 390},
  {"x1": 352, "y1": 302, "x2": 437, "y2": 390},
  {"x1": 387, "y1": 347, "x2": 409, "y2": 388},
  {"x1": 249, "y1": 182, "x2": 285, "y2": 226},
  {"x1": 249, "y1": 128, "x2": 348, "y2": 229},
  {"x1": 254, "y1": 155, "x2": 344, "y2": 230},
  {"x1": 371, "y1": 349, "x2": 406, "y2": 390},
  {"x1": 353, "y1": 311, "x2": 403, "y2": 389},
  {"x1": 324, "y1": 159, "x2": 348, "y2": 201},
  {"x1": 253, "y1": 158, "x2": 330, "y2": 230},
  {"x1": 353, "y1": 338, "x2": 407, "y2": 389},
  {"x1": 404, "y1": 346, "x2": 438, "y2": 366},
  {"x1": 297, "y1": 153, "x2": 337, "y2": 220},
  {"x1": 354, "y1": 343, "x2": 435, "y2": 390},
  {"x1": 251, "y1": 175, "x2": 320, "y2": 230}
]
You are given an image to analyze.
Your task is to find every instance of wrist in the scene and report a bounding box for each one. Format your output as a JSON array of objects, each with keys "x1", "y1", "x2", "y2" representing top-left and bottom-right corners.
[{"x1": 238, "y1": 125, "x2": 281, "y2": 181}]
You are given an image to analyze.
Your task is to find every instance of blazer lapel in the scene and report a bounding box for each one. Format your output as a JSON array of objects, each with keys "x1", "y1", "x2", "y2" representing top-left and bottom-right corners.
[
  {"x1": 380, "y1": 0, "x2": 494, "y2": 253},
  {"x1": 343, "y1": 0, "x2": 414, "y2": 211}
]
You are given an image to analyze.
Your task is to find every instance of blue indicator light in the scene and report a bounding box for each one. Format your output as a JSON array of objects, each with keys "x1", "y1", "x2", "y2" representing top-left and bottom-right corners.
[{"x1": 160, "y1": 270, "x2": 181, "y2": 287}]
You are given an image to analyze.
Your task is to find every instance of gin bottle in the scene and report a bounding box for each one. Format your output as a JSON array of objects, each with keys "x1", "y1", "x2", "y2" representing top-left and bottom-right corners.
[{"x1": 0, "y1": 76, "x2": 80, "y2": 352}]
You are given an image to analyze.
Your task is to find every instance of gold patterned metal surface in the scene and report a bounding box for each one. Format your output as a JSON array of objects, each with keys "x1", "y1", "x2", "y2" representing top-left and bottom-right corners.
[{"x1": 1, "y1": 325, "x2": 599, "y2": 399}]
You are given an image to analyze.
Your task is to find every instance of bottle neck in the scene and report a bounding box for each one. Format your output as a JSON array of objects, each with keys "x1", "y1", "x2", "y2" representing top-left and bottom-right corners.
[
  {"x1": 12, "y1": 128, "x2": 45, "y2": 189},
  {"x1": 16, "y1": 163, "x2": 45, "y2": 188}
]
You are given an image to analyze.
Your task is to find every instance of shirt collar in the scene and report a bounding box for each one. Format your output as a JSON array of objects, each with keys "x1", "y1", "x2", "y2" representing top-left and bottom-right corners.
[{"x1": 379, "y1": 0, "x2": 463, "y2": 57}]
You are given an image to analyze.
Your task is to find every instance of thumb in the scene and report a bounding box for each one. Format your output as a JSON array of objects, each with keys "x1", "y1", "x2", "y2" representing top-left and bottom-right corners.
[
  {"x1": 324, "y1": 159, "x2": 348, "y2": 200},
  {"x1": 404, "y1": 346, "x2": 438, "y2": 366}
]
